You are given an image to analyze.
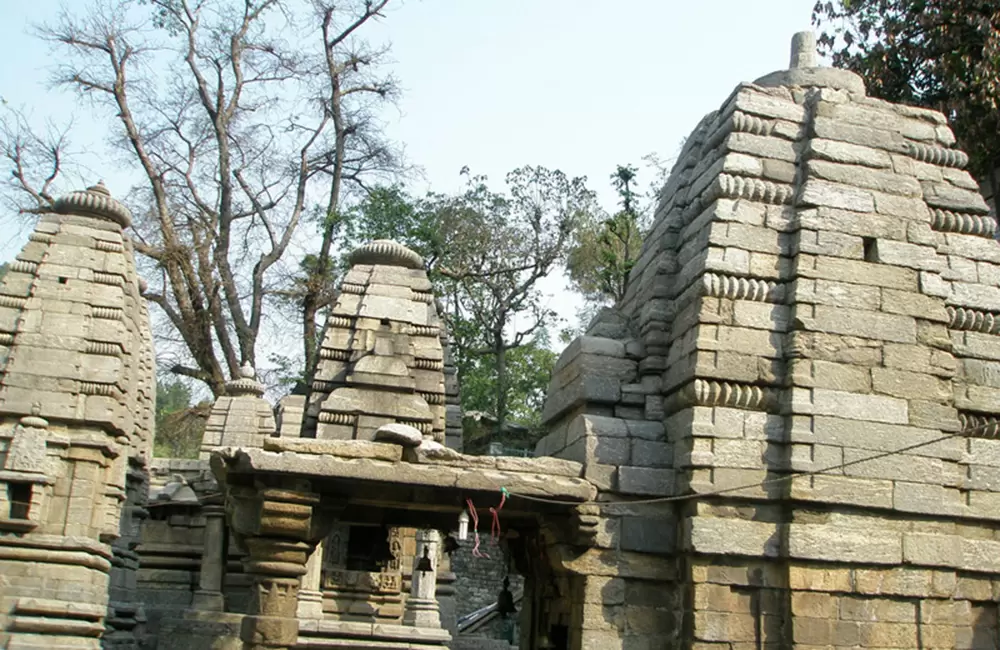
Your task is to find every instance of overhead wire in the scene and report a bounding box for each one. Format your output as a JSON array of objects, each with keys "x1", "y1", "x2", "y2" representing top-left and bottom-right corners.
[{"x1": 505, "y1": 421, "x2": 991, "y2": 509}]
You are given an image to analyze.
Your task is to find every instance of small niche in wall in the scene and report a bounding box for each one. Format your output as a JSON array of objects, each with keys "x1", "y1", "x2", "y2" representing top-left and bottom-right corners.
[
  {"x1": 345, "y1": 525, "x2": 392, "y2": 572},
  {"x1": 7, "y1": 482, "x2": 32, "y2": 520},
  {"x1": 863, "y1": 237, "x2": 877, "y2": 263}
]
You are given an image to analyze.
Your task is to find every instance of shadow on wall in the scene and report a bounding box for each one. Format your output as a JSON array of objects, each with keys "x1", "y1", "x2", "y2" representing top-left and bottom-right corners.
[
  {"x1": 451, "y1": 534, "x2": 524, "y2": 643},
  {"x1": 970, "y1": 602, "x2": 999, "y2": 649}
]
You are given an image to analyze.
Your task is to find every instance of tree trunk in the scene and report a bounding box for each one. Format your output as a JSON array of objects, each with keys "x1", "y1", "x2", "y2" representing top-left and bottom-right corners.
[
  {"x1": 302, "y1": 295, "x2": 321, "y2": 390},
  {"x1": 494, "y1": 333, "x2": 508, "y2": 439}
]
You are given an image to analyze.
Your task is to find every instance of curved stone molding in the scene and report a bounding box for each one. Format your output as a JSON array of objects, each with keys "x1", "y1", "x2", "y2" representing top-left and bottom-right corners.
[
  {"x1": 328, "y1": 316, "x2": 353, "y2": 329},
  {"x1": 94, "y1": 240, "x2": 125, "y2": 253},
  {"x1": 958, "y1": 412, "x2": 1000, "y2": 439},
  {"x1": 347, "y1": 240, "x2": 424, "y2": 270},
  {"x1": 79, "y1": 381, "x2": 122, "y2": 398},
  {"x1": 713, "y1": 174, "x2": 794, "y2": 205},
  {"x1": 92, "y1": 306, "x2": 125, "y2": 321},
  {"x1": 666, "y1": 379, "x2": 779, "y2": 414},
  {"x1": 53, "y1": 182, "x2": 132, "y2": 229},
  {"x1": 319, "y1": 348, "x2": 351, "y2": 361},
  {"x1": 702, "y1": 273, "x2": 785, "y2": 303},
  {"x1": 93, "y1": 272, "x2": 125, "y2": 286},
  {"x1": 419, "y1": 391, "x2": 445, "y2": 405},
  {"x1": 318, "y1": 412, "x2": 357, "y2": 426},
  {"x1": 905, "y1": 142, "x2": 969, "y2": 169},
  {"x1": 731, "y1": 111, "x2": 774, "y2": 137},
  {"x1": 0, "y1": 295, "x2": 28, "y2": 308},
  {"x1": 946, "y1": 306, "x2": 1000, "y2": 335},
  {"x1": 398, "y1": 419, "x2": 432, "y2": 434},
  {"x1": 413, "y1": 358, "x2": 444, "y2": 371},
  {"x1": 406, "y1": 325, "x2": 440, "y2": 337},
  {"x1": 0, "y1": 333, "x2": 14, "y2": 345},
  {"x1": 85, "y1": 340, "x2": 124, "y2": 357},
  {"x1": 28, "y1": 232, "x2": 54, "y2": 244},
  {"x1": 226, "y1": 363, "x2": 266, "y2": 397},
  {"x1": 9, "y1": 260, "x2": 38, "y2": 275},
  {"x1": 340, "y1": 283, "x2": 366, "y2": 295},
  {"x1": 412, "y1": 291, "x2": 434, "y2": 304},
  {"x1": 930, "y1": 209, "x2": 997, "y2": 238}
]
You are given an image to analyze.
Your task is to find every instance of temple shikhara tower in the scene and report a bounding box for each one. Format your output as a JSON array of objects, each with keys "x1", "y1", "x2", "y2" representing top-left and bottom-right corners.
[
  {"x1": 537, "y1": 31, "x2": 1000, "y2": 648},
  {"x1": 2, "y1": 30, "x2": 1000, "y2": 650},
  {"x1": 0, "y1": 183, "x2": 154, "y2": 649}
]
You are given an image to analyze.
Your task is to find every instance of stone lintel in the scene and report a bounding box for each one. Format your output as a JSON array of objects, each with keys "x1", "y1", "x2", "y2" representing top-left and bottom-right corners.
[{"x1": 211, "y1": 447, "x2": 596, "y2": 503}]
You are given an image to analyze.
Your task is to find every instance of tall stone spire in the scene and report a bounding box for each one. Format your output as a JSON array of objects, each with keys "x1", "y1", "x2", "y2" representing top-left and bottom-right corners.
[
  {"x1": 538, "y1": 30, "x2": 997, "y2": 650},
  {"x1": 303, "y1": 240, "x2": 451, "y2": 442},
  {"x1": 0, "y1": 182, "x2": 155, "y2": 649},
  {"x1": 200, "y1": 362, "x2": 276, "y2": 455}
]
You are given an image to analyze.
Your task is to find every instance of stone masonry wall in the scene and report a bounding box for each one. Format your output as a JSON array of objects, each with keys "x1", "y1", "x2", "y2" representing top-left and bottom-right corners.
[
  {"x1": 536, "y1": 36, "x2": 1000, "y2": 649},
  {"x1": 450, "y1": 535, "x2": 524, "y2": 641}
]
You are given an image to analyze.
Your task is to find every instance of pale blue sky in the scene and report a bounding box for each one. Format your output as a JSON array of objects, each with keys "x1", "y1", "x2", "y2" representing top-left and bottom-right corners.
[{"x1": 0, "y1": 0, "x2": 817, "y2": 348}]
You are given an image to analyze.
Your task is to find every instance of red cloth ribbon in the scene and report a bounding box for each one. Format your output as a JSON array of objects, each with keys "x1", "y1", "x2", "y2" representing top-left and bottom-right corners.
[{"x1": 466, "y1": 497, "x2": 489, "y2": 558}]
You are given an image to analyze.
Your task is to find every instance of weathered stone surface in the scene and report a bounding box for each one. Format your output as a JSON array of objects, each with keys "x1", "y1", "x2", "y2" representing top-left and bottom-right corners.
[
  {"x1": 617, "y1": 466, "x2": 675, "y2": 497},
  {"x1": 795, "y1": 388, "x2": 909, "y2": 424},
  {"x1": 789, "y1": 523, "x2": 902, "y2": 564},
  {"x1": 214, "y1": 447, "x2": 598, "y2": 502},
  {"x1": 806, "y1": 138, "x2": 893, "y2": 168},
  {"x1": 799, "y1": 179, "x2": 875, "y2": 212},
  {"x1": 374, "y1": 423, "x2": 424, "y2": 447},
  {"x1": 262, "y1": 436, "x2": 403, "y2": 462},
  {"x1": 687, "y1": 517, "x2": 779, "y2": 556}
]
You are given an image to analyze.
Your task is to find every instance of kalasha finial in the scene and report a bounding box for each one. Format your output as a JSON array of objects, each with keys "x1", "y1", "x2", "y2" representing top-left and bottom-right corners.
[
  {"x1": 753, "y1": 30, "x2": 866, "y2": 96},
  {"x1": 790, "y1": 31, "x2": 817, "y2": 69},
  {"x1": 348, "y1": 240, "x2": 424, "y2": 270},
  {"x1": 52, "y1": 181, "x2": 132, "y2": 229},
  {"x1": 226, "y1": 361, "x2": 265, "y2": 397}
]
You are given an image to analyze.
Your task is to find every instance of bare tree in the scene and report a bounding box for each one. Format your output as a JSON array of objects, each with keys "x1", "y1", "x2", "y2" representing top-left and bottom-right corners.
[{"x1": 3, "y1": 0, "x2": 402, "y2": 396}]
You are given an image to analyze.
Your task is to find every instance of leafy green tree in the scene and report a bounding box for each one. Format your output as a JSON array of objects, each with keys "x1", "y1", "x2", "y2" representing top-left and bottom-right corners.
[
  {"x1": 812, "y1": 0, "x2": 1000, "y2": 191},
  {"x1": 458, "y1": 335, "x2": 556, "y2": 429},
  {"x1": 567, "y1": 165, "x2": 649, "y2": 309},
  {"x1": 342, "y1": 185, "x2": 443, "y2": 263},
  {"x1": 433, "y1": 166, "x2": 596, "y2": 434},
  {"x1": 153, "y1": 380, "x2": 208, "y2": 459},
  {"x1": 326, "y1": 169, "x2": 591, "y2": 437}
]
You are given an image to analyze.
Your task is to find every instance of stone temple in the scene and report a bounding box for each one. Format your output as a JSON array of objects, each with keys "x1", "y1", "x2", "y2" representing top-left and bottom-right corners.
[{"x1": 2, "y1": 31, "x2": 1000, "y2": 650}]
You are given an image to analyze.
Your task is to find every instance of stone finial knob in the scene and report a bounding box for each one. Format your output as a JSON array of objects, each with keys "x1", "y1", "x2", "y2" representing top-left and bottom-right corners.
[
  {"x1": 226, "y1": 361, "x2": 265, "y2": 397},
  {"x1": 348, "y1": 240, "x2": 424, "y2": 270},
  {"x1": 790, "y1": 31, "x2": 818, "y2": 69},
  {"x1": 240, "y1": 362, "x2": 256, "y2": 379},
  {"x1": 53, "y1": 181, "x2": 133, "y2": 229},
  {"x1": 754, "y1": 30, "x2": 865, "y2": 95}
]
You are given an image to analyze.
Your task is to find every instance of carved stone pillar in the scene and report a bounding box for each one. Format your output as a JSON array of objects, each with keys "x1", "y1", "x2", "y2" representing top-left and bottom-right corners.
[
  {"x1": 402, "y1": 529, "x2": 441, "y2": 628},
  {"x1": 242, "y1": 537, "x2": 311, "y2": 650},
  {"x1": 296, "y1": 540, "x2": 325, "y2": 619},
  {"x1": 225, "y1": 482, "x2": 332, "y2": 650},
  {"x1": 192, "y1": 501, "x2": 227, "y2": 611}
]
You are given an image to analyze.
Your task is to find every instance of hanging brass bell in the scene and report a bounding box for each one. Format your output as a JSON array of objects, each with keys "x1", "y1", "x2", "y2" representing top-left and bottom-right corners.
[{"x1": 496, "y1": 576, "x2": 516, "y2": 617}]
